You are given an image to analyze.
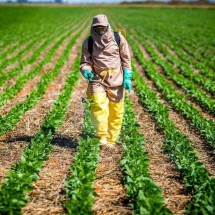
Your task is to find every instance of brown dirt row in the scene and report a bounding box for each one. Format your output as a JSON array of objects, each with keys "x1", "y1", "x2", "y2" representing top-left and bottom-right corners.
[
  {"x1": 23, "y1": 24, "x2": 130, "y2": 214},
  {"x1": 161, "y1": 42, "x2": 202, "y2": 75},
  {"x1": 0, "y1": 21, "x2": 86, "y2": 116},
  {"x1": 7, "y1": 40, "x2": 32, "y2": 60},
  {"x1": 3, "y1": 22, "x2": 76, "y2": 75},
  {"x1": 22, "y1": 39, "x2": 47, "y2": 61},
  {"x1": 0, "y1": 20, "x2": 89, "y2": 187},
  {"x1": 147, "y1": 39, "x2": 215, "y2": 99},
  {"x1": 0, "y1": 141, "x2": 28, "y2": 184},
  {"x1": 131, "y1": 37, "x2": 215, "y2": 178},
  {"x1": 0, "y1": 42, "x2": 18, "y2": 55},
  {"x1": 22, "y1": 77, "x2": 87, "y2": 215},
  {"x1": 177, "y1": 44, "x2": 213, "y2": 68},
  {"x1": 87, "y1": 22, "x2": 132, "y2": 214},
  {"x1": 2, "y1": 40, "x2": 46, "y2": 74},
  {"x1": 129, "y1": 42, "x2": 191, "y2": 214},
  {"x1": 0, "y1": 21, "x2": 81, "y2": 93},
  {"x1": 92, "y1": 145, "x2": 132, "y2": 215},
  {"x1": 161, "y1": 42, "x2": 215, "y2": 100},
  {"x1": 154, "y1": 36, "x2": 202, "y2": 65},
  {"x1": 22, "y1": 34, "x2": 132, "y2": 215},
  {"x1": 146, "y1": 39, "x2": 215, "y2": 124}
]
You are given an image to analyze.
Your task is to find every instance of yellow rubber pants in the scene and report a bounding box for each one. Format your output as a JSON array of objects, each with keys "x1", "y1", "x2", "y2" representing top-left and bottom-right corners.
[{"x1": 90, "y1": 92, "x2": 124, "y2": 144}]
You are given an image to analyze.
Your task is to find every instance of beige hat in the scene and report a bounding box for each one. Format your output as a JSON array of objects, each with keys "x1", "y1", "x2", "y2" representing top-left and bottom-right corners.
[{"x1": 92, "y1": 14, "x2": 109, "y2": 27}]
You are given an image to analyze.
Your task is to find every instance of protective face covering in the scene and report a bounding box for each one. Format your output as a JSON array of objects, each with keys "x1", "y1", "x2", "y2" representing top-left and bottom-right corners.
[{"x1": 93, "y1": 26, "x2": 108, "y2": 37}]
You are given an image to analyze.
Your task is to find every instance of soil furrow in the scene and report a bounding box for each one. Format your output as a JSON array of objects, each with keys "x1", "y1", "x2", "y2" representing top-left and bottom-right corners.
[
  {"x1": 137, "y1": 37, "x2": 215, "y2": 123},
  {"x1": 0, "y1": 21, "x2": 86, "y2": 116},
  {"x1": 2, "y1": 40, "x2": 46, "y2": 74},
  {"x1": 22, "y1": 78, "x2": 87, "y2": 215},
  {"x1": 161, "y1": 42, "x2": 203, "y2": 75},
  {"x1": 0, "y1": 42, "x2": 18, "y2": 55},
  {"x1": 130, "y1": 40, "x2": 215, "y2": 178},
  {"x1": 0, "y1": 140, "x2": 27, "y2": 184},
  {"x1": 147, "y1": 40, "x2": 214, "y2": 99},
  {"x1": 153, "y1": 41, "x2": 214, "y2": 122},
  {"x1": 0, "y1": 21, "x2": 88, "y2": 185},
  {"x1": 92, "y1": 145, "x2": 132, "y2": 215},
  {"x1": 7, "y1": 40, "x2": 32, "y2": 60},
  {"x1": 129, "y1": 43, "x2": 190, "y2": 214},
  {"x1": 0, "y1": 23, "x2": 79, "y2": 93}
]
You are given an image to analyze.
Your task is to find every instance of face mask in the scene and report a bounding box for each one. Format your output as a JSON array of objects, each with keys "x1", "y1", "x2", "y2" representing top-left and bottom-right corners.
[
  {"x1": 94, "y1": 26, "x2": 108, "y2": 37},
  {"x1": 96, "y1": 30, "x2": 106, "y2": 36}
]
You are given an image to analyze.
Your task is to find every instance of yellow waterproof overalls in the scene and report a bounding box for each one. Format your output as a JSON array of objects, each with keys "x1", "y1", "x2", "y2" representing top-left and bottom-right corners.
[{"x1": 86, "y1": 62, "x2": 124, "y2": 145}]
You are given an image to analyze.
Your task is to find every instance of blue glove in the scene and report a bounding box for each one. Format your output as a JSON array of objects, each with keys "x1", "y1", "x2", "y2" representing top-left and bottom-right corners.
[
  {"x1": 123, "y1": 69, "x2": 133, "y2": 92},
  {"x1": 83, "y1": 70, "x2": 94, "y2": 81}
]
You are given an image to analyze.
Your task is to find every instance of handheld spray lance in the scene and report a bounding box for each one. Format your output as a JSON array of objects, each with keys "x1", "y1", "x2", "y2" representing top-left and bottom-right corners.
[{"x1": 81, "y1": 73, "x2": 93, "y2": 104}]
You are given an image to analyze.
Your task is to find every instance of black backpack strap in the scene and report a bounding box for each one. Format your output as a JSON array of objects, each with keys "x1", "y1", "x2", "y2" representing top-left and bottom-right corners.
[
  {"x1": 88, "y1": 36, "x2": 93, "y2": 55},
  {"x1": 114, "y1": 32, "x2": 122, "y2": 63},
  {"x1": 114, "y1": 32, "x2": 120, "y2": 47}
]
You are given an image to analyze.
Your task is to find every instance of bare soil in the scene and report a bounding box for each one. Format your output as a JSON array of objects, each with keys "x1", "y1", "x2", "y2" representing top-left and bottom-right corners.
[
  {"x1": 0, "y1": 21, "x2": 89, "y2": 187},
  {"x1": 130, "y1": 39, "x2": 215, "y2": 178},
  {"x1": 22, "y1": 78, "x2": 87, "y2": 215},
  {"x1": 0, "y1": 22, "x2": 81, "y2": 94},
  {"x1": 92, "y1": 145, "x2": 132, "y2": 215},
  {"x1": 129, "y1": 45, "x2": 191, "y2": 214},
  {"x1": 0, "y1": 21, "x2": 87, "y2": 116}
]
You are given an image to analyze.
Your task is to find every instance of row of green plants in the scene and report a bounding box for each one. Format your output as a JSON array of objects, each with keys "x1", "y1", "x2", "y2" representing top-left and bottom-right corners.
[
  {"x1": 141, "y1": 22, "x2": 215, "y2": 71},
  {"x1": 120, "y1": 96, "x2": 172, "y2": 215},
  {"x1": 0, "y1": 55, "x2": 81, "y2": 214},
  {"x1": 145, "y1": 30, "x2": 215, "y2": 81},
  {"x1": 0, "y1": 7, "x2": 94, "y2": 54},
  {"x1": 165, "y1": 37, "x2": 215, "y2": 80},
  {"x1": 178, "y1": 33, "x2": 215, "y2": 65},
  {"x1": 138, "y1": 30, "x2": 215, "y2": 95},
  {"x1": 1, "y1": 36, "x2": 47, "y2": 71},
  {"x1": 0, "y1": 18, "x2": 81, "y2": 87},
  {"x1": 131, "y1": 57, "x2": 215, "y2": 214},
  {"x1": 64, "y1": 100, "x2": 100, "y2": 215},
  {"x1": 165, "y1": 33, "x2": 214, "y2": 71},
  {"x1": 0, "y1": 17, "x2": 70, "y2": 71},
  {"x1": 132, "y1": 31, "x2": 215, "y2": 116},
  {"x1": 0, "y1": 17, "x2": 45, "y2": 49},
  {"x1": 0, "y1": 20, "x2": 87, "y2": 109},
  {"x1": 64, "y1": 90, "x2": 171, "y2": 215},
  {"x1": 154, "y1": 40, "x2": 215, "y2": 94},
  {"x1": 128, "y1": 35, "x2": 215, "y2": 153},
  {"x1": 0, "y1": 41, "x2": 17, "y2": 54},
  {"x1": 192, "y1": 45, "x2": 215, "y2": 65},
  {"x1": 114, "y1": 9, "x2": 214, "y2": 77},
  {"x1": 0, "y1": 21, "x2": 88, "y2": 136},
  {"x1": 0, "y1": 8, "x2": 81, "y2": 68},
  {"x1": 0, "y1": 28, "x2": 46, "y2": 70},
  {"x1": 175, "y1": 40, "x2": 215, "y2": 70}
]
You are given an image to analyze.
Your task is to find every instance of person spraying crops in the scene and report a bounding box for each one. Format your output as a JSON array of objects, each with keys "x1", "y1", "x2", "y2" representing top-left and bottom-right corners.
[{"x1": 80, "y1": 14, "x2": 132, "y2": 148}]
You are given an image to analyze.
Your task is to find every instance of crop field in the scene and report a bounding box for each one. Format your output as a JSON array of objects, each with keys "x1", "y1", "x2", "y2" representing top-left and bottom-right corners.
[{"x1": 0, "y1": 5, "x2": 215, "y2": 215}]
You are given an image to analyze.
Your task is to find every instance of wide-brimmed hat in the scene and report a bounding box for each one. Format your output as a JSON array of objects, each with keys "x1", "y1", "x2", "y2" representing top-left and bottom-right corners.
[{"x1": 92, "y1": 14, "x2": 109, "y2": 27}]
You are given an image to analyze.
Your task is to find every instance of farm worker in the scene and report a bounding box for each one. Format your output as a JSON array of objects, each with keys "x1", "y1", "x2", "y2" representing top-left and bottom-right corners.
[{"x1": 80, "y1": 14, "x2": 132, "y2": 147}]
